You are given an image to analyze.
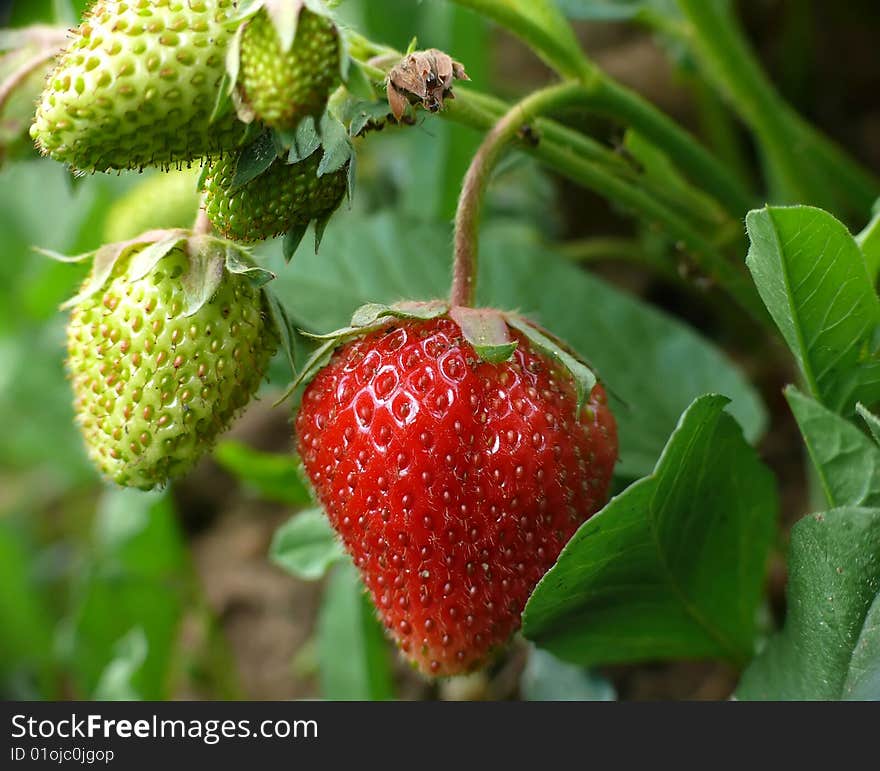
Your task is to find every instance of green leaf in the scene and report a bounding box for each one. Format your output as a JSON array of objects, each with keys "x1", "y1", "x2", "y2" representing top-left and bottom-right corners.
[
  {"x1": 786, "y1": 387, "x2": 880, "y2": 508},
  {"x1": 265, "y1": 211, "x2": 767, "y2": 478},
  {"x1": 270, "y1": 508, "x2": 344, "y2": 581},
  {"x1": 521, "y1": 647, "x2": 616, "y2": 701},
  {"x1": 317, "y1": 561, "x2": 394, "y2": 700},
  {"x1": 857, "y1": 403, "x2": 880, "y2": 447},
  {"x1": 63, "y1": 489, "x2": 189, "y2": 700},
  {"x1": 214, "y1": 441, "x2": 312, "y2": 506},
  {"x1": 522, "y1": 394, "x2": 778, "y2": 667},
  {"x1": 856, "y1": 203, "x2": 880, "y2": 282},
  {"x1": 746, "y1": 205, "x2": 880, "y2": 414},
  {"x1": 737, "y1": 507, "x2": 880, "y2": 700}
]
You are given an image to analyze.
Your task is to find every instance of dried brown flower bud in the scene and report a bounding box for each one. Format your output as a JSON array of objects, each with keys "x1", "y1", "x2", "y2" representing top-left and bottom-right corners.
[{"x1": 386, "y1": 48, "x2": 469, "y2": 121}]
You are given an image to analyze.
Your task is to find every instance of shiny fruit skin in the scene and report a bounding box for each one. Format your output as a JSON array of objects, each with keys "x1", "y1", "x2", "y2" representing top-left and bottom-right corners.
[{"x1": 296, "y1": 316, "x2": 617, "y2": 676}]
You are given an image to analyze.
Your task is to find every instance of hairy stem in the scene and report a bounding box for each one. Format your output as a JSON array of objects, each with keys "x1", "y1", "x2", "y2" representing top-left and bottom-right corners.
[
  {"x1": 193, "y1": 199, "x2": 213, "y2": 236},
  {"x1": 451, "y1": 83, "x2": 586, "y2": 307},
  {"x1": 444, "y1": 0, "x2": 754, "y2": 217},
  {"x1": 355, "y1": 60, "x2": 765, "y2": 322}
]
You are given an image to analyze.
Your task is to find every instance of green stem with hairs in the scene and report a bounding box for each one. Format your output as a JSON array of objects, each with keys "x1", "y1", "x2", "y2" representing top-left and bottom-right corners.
[
  {"x1": 444, "y1": 0, "x2": 755, "y2": 217},
  {"x1": 451, "y1": 83, "x2": 585, "y2": 307},
  {"x1": 354, "y1": 59, "x2": 765, "y2": 322}
]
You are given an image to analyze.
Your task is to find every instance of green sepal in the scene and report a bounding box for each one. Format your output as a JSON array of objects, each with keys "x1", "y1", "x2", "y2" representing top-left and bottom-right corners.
[
  {"x1": 316, "y1": 111, "x2": 354, "y2": 176},
  {"x1": 264, "y1": 0, "x2": 334, "y2": 54},
  {"x1": 183, "y1": 236, "x2": 275, "y2": 317},
  {"x1": 314, "y1": 211, "x2": 331, "y2": 253},
  {"x1": 276, "y1": 300, "x2": 448, "y2": 403},
  {"x1": 210, "y1": 69, "x2": 236, "y2": 125},
  {"x1": 232, "y1": 130, "x2": 281, "y2": 189},
  {"x1": 283, "y1": 223, "x2": 309, "y2": 262},
  {"x1": 228, "y1": 0, "x2": 265, "y2": 26},
  {"x1": 342, "y1": 61, "x2": 377, "y2": 103},
  {"x1": 265, "y1": 288, "x2": 298, "y2": 376},
  {"x1": 275, "y1": 336, "x2": 338, "y2": 406},
  {"x1": 344, "y1": 97, "x2": 391, "y2": 137},
  {"x1": 218, "y1": 240, "x2": 276, "y2": 289},
  {"x1": 449, "y1": 306, "x2": 518, "y2": 364},
  {"x1": 285, "y1": 115, "x2": 322, "y2": 162},
  {"x1": 196, "y1": 161, "x2": 212, "y2": 191},
  {"x1": 857, "y1": 403, "x2": 880, "y2": 446},
  {"x1": 52, "y1": 230, "x2": 276, "y2": 319},
  {"x1": 223, "y1": 21, "x2": 245, "y2": 100},
  {"x1": 55, "y1": 230, "x2": 188, "y2": 309},
  {"x1": 33, "y1": 246, "x2": 101, "y2": 264},
  {"x1": 505, "y1": 314, "x2": 598, "y2": 409},
  {"x1": 127, "y1": 235, "x2": 186, "y2": 283},
  {"x1": 180, "y1": 236, "x2": 231, "y2": 317},
  {"x1": 350, "y1": 300, "x2": 448, "y2": 328}
]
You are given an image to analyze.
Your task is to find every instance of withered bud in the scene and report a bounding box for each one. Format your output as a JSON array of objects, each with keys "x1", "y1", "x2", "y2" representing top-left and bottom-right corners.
[{"x1": 386, "y1": 48, "x2": 469, "y2": 122}]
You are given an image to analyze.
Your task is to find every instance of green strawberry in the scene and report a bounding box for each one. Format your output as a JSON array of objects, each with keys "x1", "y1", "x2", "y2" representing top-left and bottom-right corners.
[
  {"x1": 103, "y1": 168, "x2": 202, "y2": 243},
  {"x1": 202, "y1": 147, "x2": 348, "y2": 244},
  {"x1": 63, "y1": 231, "x2": 280, "y2": 489},
  {"x1": 30, "y1": 0, "x2": 251, "y2": 172},
  {"x1": 231, "y1": 0, "x2": 342, "y2": 130}
]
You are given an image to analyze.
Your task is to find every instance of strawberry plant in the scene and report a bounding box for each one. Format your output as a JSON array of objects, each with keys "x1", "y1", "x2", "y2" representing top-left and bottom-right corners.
[{"x1": 0, "y1": 0, "x2": 878, "y2": 702}]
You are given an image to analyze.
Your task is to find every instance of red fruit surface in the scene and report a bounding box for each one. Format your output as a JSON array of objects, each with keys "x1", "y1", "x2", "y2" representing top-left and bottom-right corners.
[{"x1": 296, "y1": 316, "x2": 617, "y2": 676}]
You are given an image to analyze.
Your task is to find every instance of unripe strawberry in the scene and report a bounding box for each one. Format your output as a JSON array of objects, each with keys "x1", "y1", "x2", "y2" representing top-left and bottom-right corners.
[
  {"x1": 103, "y1": 168, "x2": 201, "y2": 243},
  {"x1": 202, "y1": 150, "x2": 347, "y2": 243},
  {"x1": 294, "y1": 305, "x2": 618, "y2": 676},
  {"x1": 232, "y1": 1, "x2": 341, "y2": 130},
  {"x1": 64, "y1": 231, "x2": 279, "y2": 489},
  {"x1": 30, "y1": 0, "x2": 250, "y2": 172}
]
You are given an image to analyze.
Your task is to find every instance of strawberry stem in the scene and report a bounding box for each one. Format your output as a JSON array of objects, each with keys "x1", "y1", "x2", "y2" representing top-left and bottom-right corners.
[
  {"x1": 193, "y1": 196, "x2": 213, "y2": 236},
  {"x1": 451, "y1": 82, "x2": 585, "y2": 307}
]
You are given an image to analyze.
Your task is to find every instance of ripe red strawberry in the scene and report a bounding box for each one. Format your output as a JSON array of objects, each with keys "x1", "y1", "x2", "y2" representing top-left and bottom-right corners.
[{"x1": 295, "y1": 307, "x2": 617, "y2": 676}]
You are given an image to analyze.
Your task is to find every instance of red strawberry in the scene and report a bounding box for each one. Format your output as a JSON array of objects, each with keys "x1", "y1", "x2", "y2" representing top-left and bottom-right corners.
[{"x1": 295, "y1": 307, "x2": 617, "y2": 676}]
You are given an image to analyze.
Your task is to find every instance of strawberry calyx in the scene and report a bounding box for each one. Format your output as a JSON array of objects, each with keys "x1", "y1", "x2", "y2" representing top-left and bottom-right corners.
[
  {"x1": 280, "y1": 300, "x2": 599, "y2": 408},
  {"x1": 39, "y1": 229, "x2": 297, "y2": 375},
  {"x1": 277, "y1": 111, "x2": 356, "y2": 256},
  {"x1": 201, "y1": 109, "x2": 355, "y2": 256}
]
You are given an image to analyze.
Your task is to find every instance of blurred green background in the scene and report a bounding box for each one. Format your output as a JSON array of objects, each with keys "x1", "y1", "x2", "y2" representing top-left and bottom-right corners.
[{"x1": 1, "y1": 0, "x2": 878, "y2": 700}]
